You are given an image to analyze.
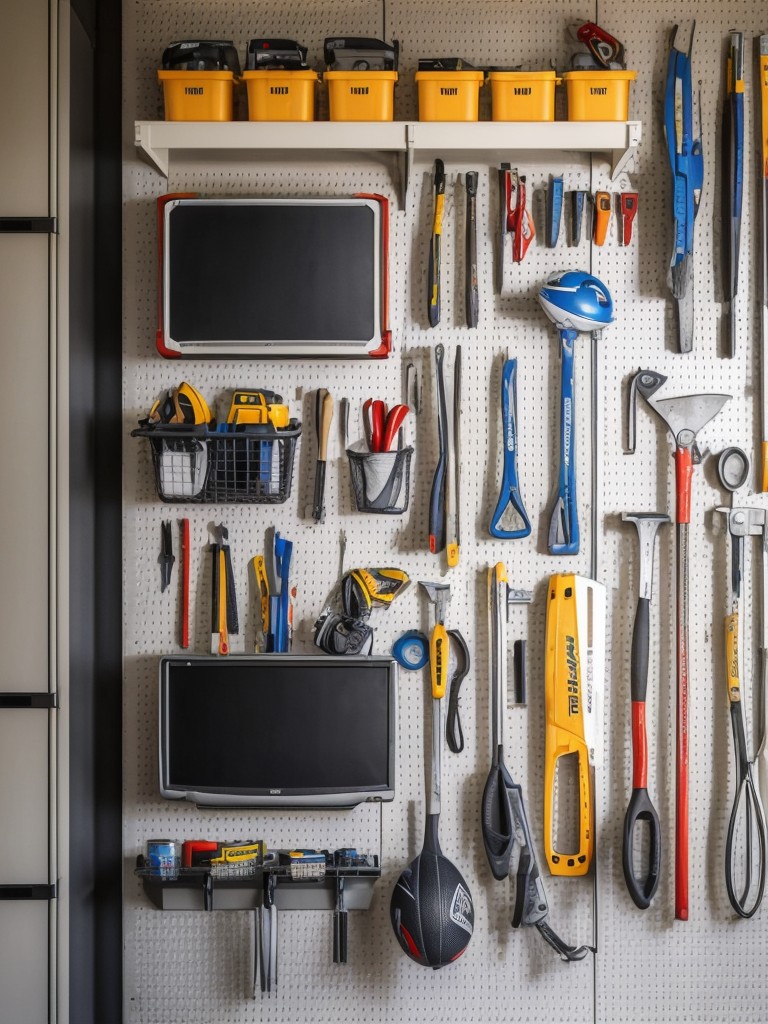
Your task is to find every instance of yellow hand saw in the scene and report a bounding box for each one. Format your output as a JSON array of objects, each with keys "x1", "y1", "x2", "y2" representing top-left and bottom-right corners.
[{"x1": 544, "y1": 573, "x2": 605, "y2": 877}]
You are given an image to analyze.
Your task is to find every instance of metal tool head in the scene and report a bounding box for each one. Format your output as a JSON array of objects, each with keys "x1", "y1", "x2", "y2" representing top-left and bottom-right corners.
[
  {"x1": 717, "y1": 447, "x2": 750, "y2": 494},
  {"x1": 634, "y1": 369, "x2": 731, "y2": 448},
  {"x1": 716, "y1": 506, "x2": 767, "y2": 538},
  {"x1": 622, "y1": 513, "x2": 670, "y2": 600},
  {"x1": 419, "y1": 580, "x2": 451, "y2": 625},
  {"x1": 505, "y1": 587, "x2": 533, "y2": 619}
]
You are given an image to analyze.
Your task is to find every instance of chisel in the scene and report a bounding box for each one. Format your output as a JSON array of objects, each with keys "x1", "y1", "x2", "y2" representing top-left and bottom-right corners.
[
  {"x1": 428, "y1": 159, "x2": 446, "y2": 327},
  {"x1": 465, "y1": 172, "x2": 479, "y2": 327},
  {"x1": 428, "y1": 344, "x2": 448, "y2": 553},
  {"x1": 722, "y1": 31, "x2": 744, "y2": 357}
]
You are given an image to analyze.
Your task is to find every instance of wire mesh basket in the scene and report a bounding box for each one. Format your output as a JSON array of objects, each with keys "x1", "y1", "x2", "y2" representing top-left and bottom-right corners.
[
  {"x1": 132, "y1": 422, "x2": 301, "y2": 504},
  {"x1": 346, "y1": 446, "x2": 413, "y2": 513}
]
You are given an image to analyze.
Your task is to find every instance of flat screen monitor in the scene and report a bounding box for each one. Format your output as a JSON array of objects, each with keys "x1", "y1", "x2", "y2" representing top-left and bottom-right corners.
[
  {"x1": 159, "y1": 655, "x2": 397, "y2": 808},
  {"x1": 160, "y1": 197, "x2": 383, "y2": 358}
]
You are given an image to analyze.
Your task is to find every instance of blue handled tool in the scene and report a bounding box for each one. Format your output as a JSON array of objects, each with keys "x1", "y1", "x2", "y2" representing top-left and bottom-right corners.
[
  {"x1": 664, "y1": 22, "x2": 704, "y2": 354},
  {"x1": 722, "y1": 30, "x2": 744, "y2": 357},
  {"x1": 551, "y1": 330, "x2": 579, "y2": 555},
  {"x1": 489, "y1": 358, "x2": 531, "y2": 539},
  {"x1": 539, "y1": 272, "x2": 614, "y2": 557},
  {"x1": 546, "y1": 175, "x2": 564, "y2": 248}
]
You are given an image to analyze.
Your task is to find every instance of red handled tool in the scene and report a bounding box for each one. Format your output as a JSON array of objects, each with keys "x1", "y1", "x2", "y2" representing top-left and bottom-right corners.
[
  {"x1": 618, "y1": 193, "x2": 638, "y2": 246},
  {"x1": 180, "y1": 518, "x2": 190, "y2": 649},
  {"x1": 629, "y1": 370, "x2": 731, "y2": 919},
  {"x1": 622, "y1": 513, "x2": 669, "y2": 909},
  {"x1": 363, "y1": 399, "x2": 409, "y2": 452}
]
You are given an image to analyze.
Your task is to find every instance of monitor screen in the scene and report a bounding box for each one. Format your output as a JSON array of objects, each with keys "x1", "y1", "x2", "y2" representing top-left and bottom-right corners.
[
  {"x1": 162, "y1": 198, "x2": 381, "y2": 357},
  {"x1": 159, "y1": 656, "x2": 397, "y2": 808}
]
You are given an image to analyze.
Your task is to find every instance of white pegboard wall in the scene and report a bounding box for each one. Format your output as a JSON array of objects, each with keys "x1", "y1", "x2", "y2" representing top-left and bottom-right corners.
[{"x1": 123, "y1": 2, "x2": 768, "y2": 1022}]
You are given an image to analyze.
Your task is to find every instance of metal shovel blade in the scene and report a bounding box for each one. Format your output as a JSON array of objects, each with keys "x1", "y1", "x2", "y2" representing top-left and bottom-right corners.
[{"x1": 647, "y1": 392, "x2": 731, "y2": 442}]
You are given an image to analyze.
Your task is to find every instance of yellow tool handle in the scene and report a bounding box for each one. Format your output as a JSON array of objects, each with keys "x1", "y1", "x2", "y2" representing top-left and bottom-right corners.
[
  {"x1": 433, "y1": 192, "x2": 445, "y2": 238},
  {"x1": 317, "y1": 389, "x2": 334, "y2": 462},
  {"x1": 544, "y1": 573, "x2": 593, "y2": 877},
  {"x1": 252, "y1": 556, "x2": 270, "y2": 633},
  {"x1": 446, "y1": 541, "x2": 459, "y2": 567},
  {"x1": 430, "y1": 622, "x2": 449, "y2": 699},
  {"x1": 593, "y1": 191, "x2": 611, "y2": 246},
  {"x1": 218, "y1": 548, "x2": 229, "y2": 656},
  {"x1": 762, "y1": 441, "x2": 768, "y2": 493},
  {"x1": 543, "y1": 742, "x2": 592, "y2": 877},
  {"x1": 725, "y1": 612, "x2": 741, "y2": 703}
]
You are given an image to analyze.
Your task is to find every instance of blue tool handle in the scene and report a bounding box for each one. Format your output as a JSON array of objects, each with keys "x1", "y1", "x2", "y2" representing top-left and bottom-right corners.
[
  {"x1": 733, "y1": 91, "x2": 744, "y2": 218},
  {"x1": 489, "y1": 358, "x2": 531, "y2": 539},
  {"x1": 277, "y1": 543, "x2": 292, "y2": 653},
  {"x1": 549, "y1": 330, "x2": 579, "y2": 556}
]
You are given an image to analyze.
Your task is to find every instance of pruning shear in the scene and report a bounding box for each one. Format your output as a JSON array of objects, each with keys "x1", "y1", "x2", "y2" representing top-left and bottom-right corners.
[{"x1": 363, "y1": 399, "x2": 409, "y2": 452}]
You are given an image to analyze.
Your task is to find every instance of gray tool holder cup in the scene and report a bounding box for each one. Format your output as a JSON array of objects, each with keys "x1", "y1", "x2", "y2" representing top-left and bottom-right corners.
[{"x1": 347, "y1": 443, "x2": 413, "y2": 514}]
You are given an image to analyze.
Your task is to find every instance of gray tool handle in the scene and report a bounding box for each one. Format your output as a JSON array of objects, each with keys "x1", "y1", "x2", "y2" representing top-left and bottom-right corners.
[{"x1": 631, "y1": 597, "x2": 650, "y2": 703}]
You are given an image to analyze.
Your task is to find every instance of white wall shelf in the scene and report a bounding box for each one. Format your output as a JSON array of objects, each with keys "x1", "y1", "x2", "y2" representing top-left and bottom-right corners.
[{"x1": 135, "y1": 119, "x2": 642, "y2": 202}]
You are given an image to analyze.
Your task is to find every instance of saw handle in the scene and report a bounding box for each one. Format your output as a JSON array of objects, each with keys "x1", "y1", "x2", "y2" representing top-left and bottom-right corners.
[{"x1": 544, "y1": 739, "x2": 592, "y2": 877}]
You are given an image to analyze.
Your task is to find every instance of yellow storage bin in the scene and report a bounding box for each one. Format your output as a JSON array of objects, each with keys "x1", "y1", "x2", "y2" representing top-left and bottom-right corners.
[
  {"x1": 415, "y1": 70, "x2": 485, "y2": 121},
  {"x1": 562, "y1": 70, "x2": 637, "y2": 121},
  {"x1": 158, "y1": 70, "x2": 236, "y2": 121},
  {"x1": 243, "y1": 70, "x2": 318, "y2": 121},
  {"x1": 489, "y1": 70, "x2": 559, "y2": 121},
  {"x1": 325, "y1": 70, "x2": 398, "y2": 121}
]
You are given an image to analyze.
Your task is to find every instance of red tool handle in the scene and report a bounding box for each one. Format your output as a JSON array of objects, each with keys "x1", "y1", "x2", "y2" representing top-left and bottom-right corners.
[
  {"x1": 181, "y1": 518, "x2": 190, "y2": 649},
  {"x1": 381, "y1": 404, "x2": 409, "y2": 452},
  {"x1": 675, "y1": 522, "x2": 690, "y2": 920},
  {"x1": 631, "y1": 701, "x2": 648, "y2": 789},
  {"x1": 675, "y1": 447, "x2": 693, "y2": 524}
]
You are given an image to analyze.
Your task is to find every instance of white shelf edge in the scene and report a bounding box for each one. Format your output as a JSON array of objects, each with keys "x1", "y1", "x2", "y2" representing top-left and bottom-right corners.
[{"x1": 134, "y1": 119, "x2": 642, "y2": 187}]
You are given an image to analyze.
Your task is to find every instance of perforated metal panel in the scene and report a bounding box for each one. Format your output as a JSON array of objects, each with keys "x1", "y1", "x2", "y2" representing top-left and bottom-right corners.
[{"x1": 123, "y1": 1, "x2": 768, "y2": 1021}]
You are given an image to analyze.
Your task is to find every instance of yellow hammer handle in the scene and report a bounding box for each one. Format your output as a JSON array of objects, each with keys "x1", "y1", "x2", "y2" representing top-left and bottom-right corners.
[{"x1": 430, "y1": 623, "x2": 449, "y2": 699}]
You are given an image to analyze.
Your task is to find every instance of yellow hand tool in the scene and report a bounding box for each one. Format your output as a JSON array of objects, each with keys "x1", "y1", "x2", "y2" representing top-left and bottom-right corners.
[
  {"x1": 544, "y1": 573, "x2": 605, "y2": 877},
  {"x1": 227, "y1": 390, "x2": 290, "y2": 429},
  {"x1": 428, "y1": 159, "x2": 446, "y2": 327},
  {"x1": 252, "y1": 555, "x2": 270, "y2": 653}
]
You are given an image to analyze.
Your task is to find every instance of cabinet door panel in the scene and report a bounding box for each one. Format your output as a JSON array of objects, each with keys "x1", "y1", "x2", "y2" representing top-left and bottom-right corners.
[
  {"x1": 0, "y1": 901, "x2": 49, "y2": 1023},
  {"x1": 0, "y1": 236, "x2": 50, "y2": 693},
  {"x1": 0, "y1": 0, "x2": 50, "y2": 215},
  {"x1": 0, "y1": 711, "x2": 49, "y2": 882}
]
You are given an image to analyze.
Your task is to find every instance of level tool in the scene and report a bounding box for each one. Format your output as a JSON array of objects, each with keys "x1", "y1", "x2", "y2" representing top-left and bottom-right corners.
[{"x1": 544, "y1": 574, "x2": 606, "y2": 877}]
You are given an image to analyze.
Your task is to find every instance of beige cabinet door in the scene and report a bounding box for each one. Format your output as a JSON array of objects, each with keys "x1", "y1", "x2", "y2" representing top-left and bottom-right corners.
[
  {"x1": 0, "y1": 901, "x2": 50, "y2": 1024},
  {"x1": 0, "y1": 235, "x2": 50, "y2": 694},
  {"x1": 0, "y1": 0, "x2": 50, "y2": 216}
]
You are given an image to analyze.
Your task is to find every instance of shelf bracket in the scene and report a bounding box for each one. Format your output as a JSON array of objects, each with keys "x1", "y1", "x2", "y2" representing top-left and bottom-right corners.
[
  {"x1": 135, "y1": 124, "x2": 169, "y2": 177},
  {"x1": 403, "y1": 124, "x2": 416, "y2": 209},
  {"x1": 610, "y1": 122, "x2": 642, "y2": 180}
]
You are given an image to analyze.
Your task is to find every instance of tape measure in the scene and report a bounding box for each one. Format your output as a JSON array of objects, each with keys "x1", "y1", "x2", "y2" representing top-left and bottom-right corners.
[{"x1": 392, "y1": 630, "x2": 429, "y2": 671}]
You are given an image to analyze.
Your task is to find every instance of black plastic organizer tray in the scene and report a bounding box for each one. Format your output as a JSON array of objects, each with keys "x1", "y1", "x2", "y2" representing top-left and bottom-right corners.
[{"x1": 131, "y1": 421, "x2": 301, "y2": 504}]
